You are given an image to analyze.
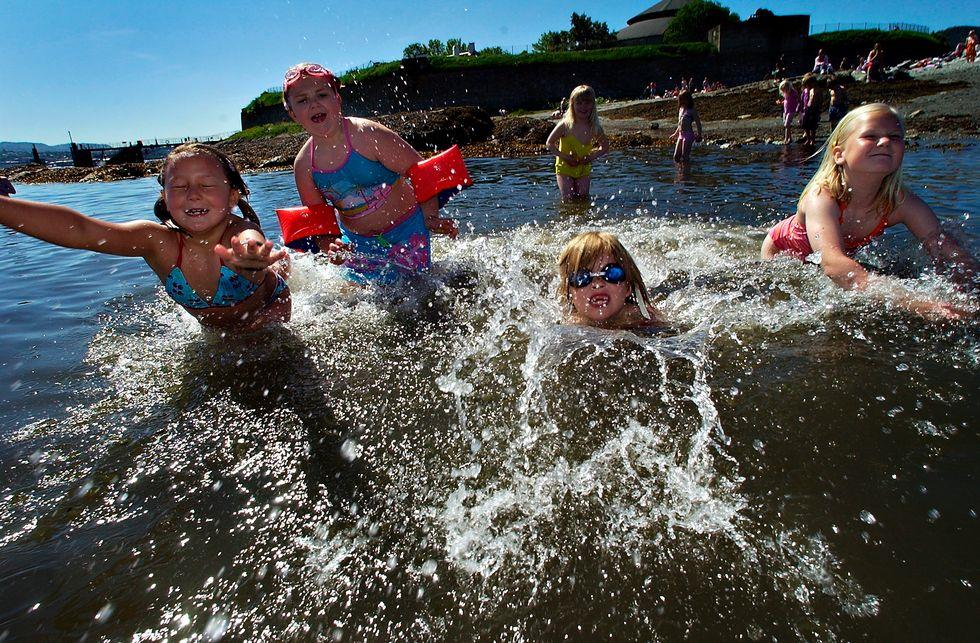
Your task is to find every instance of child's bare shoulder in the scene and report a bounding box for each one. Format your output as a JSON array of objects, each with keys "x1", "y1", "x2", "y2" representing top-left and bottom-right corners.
[{"x1": 293, "y1": 137, "x2": 313, "y2": 169}]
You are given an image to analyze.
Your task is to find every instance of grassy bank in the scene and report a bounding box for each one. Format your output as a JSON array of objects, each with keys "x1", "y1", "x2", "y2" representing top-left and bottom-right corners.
[
  {"x1": 226, "y1": 122, "x2": 304, "y2": 141},
  {"x1": 243, "y1": 43, "x2": 715, "y2": 116},
  {"x1": 811, "y1": 29, "x2": 947, "y2": 61}
]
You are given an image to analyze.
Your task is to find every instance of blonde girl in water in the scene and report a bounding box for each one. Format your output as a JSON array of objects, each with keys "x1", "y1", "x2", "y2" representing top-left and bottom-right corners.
[
  {"x1": 546, "y1": 85, "x2": 609, "y2": 199},
  {"x1": 762, "y1": 103, "x2": 977, "y2": 317}
]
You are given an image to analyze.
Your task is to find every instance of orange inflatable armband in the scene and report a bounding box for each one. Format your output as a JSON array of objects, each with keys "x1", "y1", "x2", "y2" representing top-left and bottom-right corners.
[
  {"x1": 275, "y1": 203, "x2": 340, "y2": 251},
  {"x1": 276, "y1": 146, "x2": 471, "y2": 252},
  {"x1": 408, "y1": 145, "x2": 472, "y2": 206}
]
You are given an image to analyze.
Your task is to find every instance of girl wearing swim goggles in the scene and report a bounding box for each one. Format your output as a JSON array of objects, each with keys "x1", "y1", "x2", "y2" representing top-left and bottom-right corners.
[{"x1": 557, "y1": 231, "x2": 662, "y2": 329}]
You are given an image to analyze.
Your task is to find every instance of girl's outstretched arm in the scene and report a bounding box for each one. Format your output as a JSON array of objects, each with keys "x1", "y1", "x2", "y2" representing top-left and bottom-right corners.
[
  {"x1": 895, "y1": 192, "x2": 978, "y2": 289},
  {"x1": 0, "y1": 197, "x2": 161, "y2": 257}
]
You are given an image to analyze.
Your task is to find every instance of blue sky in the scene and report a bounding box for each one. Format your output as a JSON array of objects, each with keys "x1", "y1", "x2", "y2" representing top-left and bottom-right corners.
[{"x1": 1, "y1": 0, "x2": 975, "y2": 144}]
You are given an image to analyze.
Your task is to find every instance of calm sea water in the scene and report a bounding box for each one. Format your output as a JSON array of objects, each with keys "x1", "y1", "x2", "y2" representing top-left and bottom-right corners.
[{"x1": 1, "y1": 144, "x2": 977, "y2": 640}]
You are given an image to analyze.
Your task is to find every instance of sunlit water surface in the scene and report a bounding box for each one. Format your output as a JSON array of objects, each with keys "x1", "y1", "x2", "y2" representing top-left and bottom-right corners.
[{"x1": 1, "y1": 145, "x2": 977, "y2": 640}]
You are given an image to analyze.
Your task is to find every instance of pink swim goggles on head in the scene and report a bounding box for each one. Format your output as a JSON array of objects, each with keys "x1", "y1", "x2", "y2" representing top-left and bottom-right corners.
[{"x1": 283, "y1": 63, "x2": 341, "y2": 98}]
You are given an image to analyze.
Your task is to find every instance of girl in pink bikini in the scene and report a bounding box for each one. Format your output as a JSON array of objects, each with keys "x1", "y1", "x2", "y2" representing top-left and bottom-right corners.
[
  {"x1": 669, "y1": 90, "x2": 702, "y2": 163},
  {"x1": 762, "y1": 103, "x2": 977, "y2": 316}
]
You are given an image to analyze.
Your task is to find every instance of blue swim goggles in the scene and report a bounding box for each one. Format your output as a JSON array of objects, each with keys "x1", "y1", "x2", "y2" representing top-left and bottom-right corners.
[{"x1": 568, "y1": 263, "x2": 627, "y2": 288}]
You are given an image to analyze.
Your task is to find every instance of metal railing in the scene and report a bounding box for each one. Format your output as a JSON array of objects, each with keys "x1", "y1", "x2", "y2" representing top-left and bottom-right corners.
[
  {"x1": 810, "y1": 22, "x2": 930, "y2": 34},
  {"x1": 77, "y1": 131, "x2": 237, "y2": 150}
]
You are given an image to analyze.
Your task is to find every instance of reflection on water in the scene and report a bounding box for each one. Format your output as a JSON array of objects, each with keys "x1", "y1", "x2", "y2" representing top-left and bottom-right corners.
[{"x1": 0, "y1": 145, "x2": 977, "y2": 640}]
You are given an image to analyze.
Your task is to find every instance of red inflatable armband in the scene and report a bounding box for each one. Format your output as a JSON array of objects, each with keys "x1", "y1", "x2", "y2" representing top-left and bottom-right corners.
[
  {"x1": 275, "y1": 203, "x2": 340, "y2": 246},
  {"x1": 408, "y1": 145, "x2": 472, "y2": 205}
]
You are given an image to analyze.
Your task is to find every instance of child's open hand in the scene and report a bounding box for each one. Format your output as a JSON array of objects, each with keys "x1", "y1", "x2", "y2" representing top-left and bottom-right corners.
[
  {"x1": 426, "y1": 214, "x2": 458, "y2": 239},
  {"x1": 323, "y1": 237, "x2": 352, "y2": 265},
  {"x1": 215, "y1": 234, "x2": 287, "y2": 277}
]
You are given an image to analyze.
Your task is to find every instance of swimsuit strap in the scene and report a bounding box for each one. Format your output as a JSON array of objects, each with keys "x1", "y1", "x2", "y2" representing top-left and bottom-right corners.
[
  {"x1": 838, "y1": 198, "x2": 889, "y2": 247},
  {"x1": 174, "y1": 232, "x2": 186, "y2": 268}
]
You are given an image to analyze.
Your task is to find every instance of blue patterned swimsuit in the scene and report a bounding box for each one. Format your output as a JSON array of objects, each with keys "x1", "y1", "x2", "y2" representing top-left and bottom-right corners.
[
  {"x1": 165, "y1": 233, "x2": 287, "y2": 309},
  {"x1": 310, "y1": 121, "x2": 430, "y2": 283}
]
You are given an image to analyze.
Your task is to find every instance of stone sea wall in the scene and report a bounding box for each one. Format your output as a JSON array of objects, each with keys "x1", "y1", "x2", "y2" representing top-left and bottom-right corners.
[{"x1": 242, "y1": 53, "x2": 801, "y2": 129}]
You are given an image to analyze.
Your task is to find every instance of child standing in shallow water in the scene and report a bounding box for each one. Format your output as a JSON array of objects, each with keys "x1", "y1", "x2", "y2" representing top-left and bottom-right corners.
[
  {"x1": 669, "y1": 90, "x2": 702, "y2": 162},
  {"x1": 761, "y1": 103, "x2": 977, "y2": 317},
  {"x1": 0, "y1": 144, "x2": 290, "y2": 330},
  {"x1": 778, "y1": 80, "x2": 802, "y2": 145},
  {"x1": 285, "y1": 62, "x2": 457, "y2": 283},
  {"x1": 546, "y1": 85, "x2": 610, "y2": 199},
  {"x1": 557, "y1": 232, "x2": 664, "y2": 329}
]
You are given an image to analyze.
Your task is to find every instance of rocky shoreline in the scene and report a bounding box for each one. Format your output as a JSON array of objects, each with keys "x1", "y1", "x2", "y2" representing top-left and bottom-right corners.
[{"x1": 6, "y1": 61, "x2": 978, "y2": 185}]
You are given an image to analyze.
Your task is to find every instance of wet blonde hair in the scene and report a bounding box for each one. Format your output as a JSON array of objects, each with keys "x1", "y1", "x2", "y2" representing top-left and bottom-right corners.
[
  {"x1": 560, "y1": 85, "x2": 603, "y2": 136},
  {"x1": 557, "y1": 231, "x2": 651, "y2": 312},
  {"x1": 797, "y1": 103, "x2": 907, "y2": 215}
]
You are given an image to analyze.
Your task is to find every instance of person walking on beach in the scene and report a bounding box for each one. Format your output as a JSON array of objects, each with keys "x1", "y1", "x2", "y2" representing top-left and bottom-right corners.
[
  {"x1": 668, "y1": 90, "x2": 702, "y2": 163},
  {"x1": 799, "y1": 74, "x2": 824, "y2": 146},
  {"x1": 0, "y1": 176, "x2": 15, "y2": 197},
  {"x1": 547, "y1": 85, "x2": 609, "y2": 199}
]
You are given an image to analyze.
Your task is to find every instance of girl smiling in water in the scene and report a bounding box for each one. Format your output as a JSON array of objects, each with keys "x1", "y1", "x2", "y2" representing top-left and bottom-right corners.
[
  {"x1": 762, "y1": 103, "x2": 977, "y2": 316},
  {"x1": 0, "y1": 144, "x2": 290, "y2": 330},
  {"x1": 557, "y1": 231, "x2": 663, "y2": 329},
  {"x1": 284, "y1": 62, "x2": 457, "y2": 283}
]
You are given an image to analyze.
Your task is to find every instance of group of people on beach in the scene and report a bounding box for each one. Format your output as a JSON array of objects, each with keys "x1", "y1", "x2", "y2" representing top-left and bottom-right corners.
[{"x1": 0, "y1": 61, "x2": 976, "y2": 339}]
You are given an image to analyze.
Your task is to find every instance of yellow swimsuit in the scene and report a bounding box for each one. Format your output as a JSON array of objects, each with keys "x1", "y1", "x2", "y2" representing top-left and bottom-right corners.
[{"x1": 554, "y1": 134, "x2": 594, "y2": 179}]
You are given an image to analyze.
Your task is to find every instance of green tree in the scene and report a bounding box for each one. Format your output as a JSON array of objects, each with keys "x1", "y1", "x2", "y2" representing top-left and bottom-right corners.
[
  {"x1": 427, "y1": 38, "x2": 446, "y2": 56},
  {"x1": 403, "y1": 42, "x2": 427, "y2": 58},
  {"x1": 663, "y1": 0, "x2": 739, "y2": 44},
  {"x1": 479, "y1": 45, "x2": 509, "y2": 56},
  {"x1": 533, "y1": 30, "x2": 572, "y2": 52},
  {"x1": 569, "y1": 12, "x2": 614, "y2": 50},
  {"x1": 446, "y1": 37, "x2": 465, "y2": 55}
]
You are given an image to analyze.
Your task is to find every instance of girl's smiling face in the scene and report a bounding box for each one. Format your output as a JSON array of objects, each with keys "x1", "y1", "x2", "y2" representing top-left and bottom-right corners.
[
  {"x1": 835, "y1": 112, "x2": 905, "y2": 175},
  {"x1": 162, "y1": 154, "x2": 237, "y2": 233},
  {"x1": 568, "y1": 252, "x2": 631, "y2": 324},
  {"x1": 286, "y1": 76, "x2": 343, "y2": 136},
  {"x1": 573, "y1": 94, "x2": 595, "y2": 121}
]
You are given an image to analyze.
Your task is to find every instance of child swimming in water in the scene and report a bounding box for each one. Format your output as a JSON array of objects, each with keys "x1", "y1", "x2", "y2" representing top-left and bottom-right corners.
[
  {"x1": 546, "y1": 85, "x2": 609, "y2": 199},
  {"x1": 668, "y1": 90, "x2": 702, "y2": 162},
  {"x1": 761, "y1": 103, "x2": 977, "y2": 316},
  {"x1": 284, "y1": 62, "x2": 457, "y2": 283},
  {"x1": 557, "y1": 231, "x2": 663, "y2": 329},
  {"x1": 0, "y1": 144, "x2": 290, "y2": 330}
]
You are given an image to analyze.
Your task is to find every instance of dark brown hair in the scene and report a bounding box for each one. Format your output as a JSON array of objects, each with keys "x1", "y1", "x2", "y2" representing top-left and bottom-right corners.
[{"x1": 154, "y1": 143, "x2": 260, "y2": 232}]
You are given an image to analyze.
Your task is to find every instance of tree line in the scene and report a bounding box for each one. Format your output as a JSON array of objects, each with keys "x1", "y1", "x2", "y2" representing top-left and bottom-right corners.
[{"x1": 402, "y1": 2, "x2": 741, "y2": 58}]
